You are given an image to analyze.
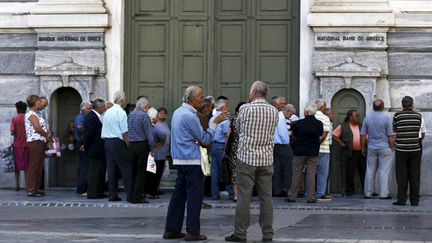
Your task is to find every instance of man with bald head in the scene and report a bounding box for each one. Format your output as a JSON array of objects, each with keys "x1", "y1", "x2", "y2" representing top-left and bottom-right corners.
[{"x1": 361, "y1": 99, "x2": 395, "y2": 199}]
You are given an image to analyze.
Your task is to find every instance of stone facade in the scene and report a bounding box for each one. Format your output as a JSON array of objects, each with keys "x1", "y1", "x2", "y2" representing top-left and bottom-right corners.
[
  {"x1": 1, "y1": 0, "x2": 432, "y2": 195},
  {"x1": 0, "y1": 0, "x2": 109, "y2": 187},
  {"x1": 309, "y1": 0, "x2": 432, "y2": 195}
]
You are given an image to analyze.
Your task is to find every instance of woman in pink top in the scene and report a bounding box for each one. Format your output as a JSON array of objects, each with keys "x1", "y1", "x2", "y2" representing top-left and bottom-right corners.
[{"x1": 10, "y1": 101, "x2": 29, "y2": 191}]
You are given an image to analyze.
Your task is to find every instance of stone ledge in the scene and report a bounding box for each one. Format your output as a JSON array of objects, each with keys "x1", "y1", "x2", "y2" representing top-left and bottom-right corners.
[
  {"x1": 28, "y1": 14, "x2": 109, "y2": 28},
  {"x1": 308, "y1": 13, "x2": 394, "y2": 27}
]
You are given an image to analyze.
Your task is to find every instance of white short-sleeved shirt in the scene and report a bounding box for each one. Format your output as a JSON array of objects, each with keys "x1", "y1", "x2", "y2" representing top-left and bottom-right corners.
[
  {"x1": 314, "y1": 111, "x2": 332, "y2": 153},
  {"x1": 25, "y1": 110, "x2": 47, "y2": 143}
]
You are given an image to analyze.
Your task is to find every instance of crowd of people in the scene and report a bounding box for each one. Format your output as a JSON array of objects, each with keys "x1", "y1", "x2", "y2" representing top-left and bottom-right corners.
[{"x1": 6, "y1": 80, "x2": 425, "y2": 241}]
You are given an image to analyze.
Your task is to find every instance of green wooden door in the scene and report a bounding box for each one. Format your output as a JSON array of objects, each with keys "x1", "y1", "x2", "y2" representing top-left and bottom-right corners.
[
  {"x1": 125, "y1": 0, "x2": 300, "y2": 112},
  {"x1": 330, "y1": 89, "x2": 366, "y2": 194}
]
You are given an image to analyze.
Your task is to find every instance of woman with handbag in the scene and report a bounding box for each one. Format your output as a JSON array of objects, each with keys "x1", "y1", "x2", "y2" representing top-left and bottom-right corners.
[
  {"x1": 25, "y1": 95, "x2": 51, "y2": 197},
  {"x1": 224, "y1": 102, "x2": 247, "y2": 202},
  {"x1": 10, "y1": 101, "x2": 29, "y2": 191}
]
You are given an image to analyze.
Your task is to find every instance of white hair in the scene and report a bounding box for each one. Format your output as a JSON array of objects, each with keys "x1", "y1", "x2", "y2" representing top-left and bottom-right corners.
[
  {"x1": 136, "y1": 97, "x2": 150, "y2": 110},
  {"x1": 304, "y1": 103, "x2": 318, "y2": 115},
  {"x1": 113, "y1": 91, "x2": 126, "y2": 104},
  {"x1": 80, "y1": 101, "x2": 92, "y2": 111},
  {"x1": 215, "y1": 99, "x2": 227, "y2": 111},
  {"x1": 250, "y1": 81, "x2": 268, "y2": 97},
  {"x1": 284, "y1": 104, "x2": 296, "y2": 112},
  {"x1": 183, "y1": 86, "x2": 202, "y2": 103}
]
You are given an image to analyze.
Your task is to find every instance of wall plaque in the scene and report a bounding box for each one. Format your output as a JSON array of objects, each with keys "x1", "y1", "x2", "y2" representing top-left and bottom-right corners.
[
  {"x1": 37, "y1": 33, "x2": 104, "y2": 48},
  {"x1": 315, "y1": 32, "x2": 387, "y2": 48}
]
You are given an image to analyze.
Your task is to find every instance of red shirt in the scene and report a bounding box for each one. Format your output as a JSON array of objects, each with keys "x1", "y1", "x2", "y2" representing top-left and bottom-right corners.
[{"x1": 10, "y1": 113, "x2": 27, "y2": 147}]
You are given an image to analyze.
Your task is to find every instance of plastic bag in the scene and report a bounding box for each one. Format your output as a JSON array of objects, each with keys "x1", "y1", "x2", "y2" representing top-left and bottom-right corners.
[
  {"x1": 45, "y1": 137, "x2": 61, "y2": 158},
  {"x1": 200, "y1": 147, "x2": 211, "y2": 176},
  {"x1": 162, "y1": 160, "x2": 170, "y2": 179},
  {"x1": 146, "y1": 154, "x2": 157, "y2": 174},
  {"x1": 1, "y1": 145, "x2": 15, "y2": 173}
]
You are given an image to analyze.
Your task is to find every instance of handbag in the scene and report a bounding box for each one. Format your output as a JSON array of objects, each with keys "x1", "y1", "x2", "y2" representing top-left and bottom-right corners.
[
  {"x1": 200, "y1": 146, "x2": 211, "y2": 176},
  {"x1": 1, "y1": 144, "x2": 15, "y2": 173},
  {"x1": 146, "y1": 154, "x2": 157, "y2": 174},
  {"x1": 45, "y1": 137, "x2": 61, "y2": 158}
]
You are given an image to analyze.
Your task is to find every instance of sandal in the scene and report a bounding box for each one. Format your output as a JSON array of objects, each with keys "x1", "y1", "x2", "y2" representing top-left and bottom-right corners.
[{"x1": 27, "y1": 192, "x2": 42, "y2": 197}]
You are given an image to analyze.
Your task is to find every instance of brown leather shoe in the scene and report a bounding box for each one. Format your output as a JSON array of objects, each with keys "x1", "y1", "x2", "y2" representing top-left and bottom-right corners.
[
  {"x1": 163, "y1": 231, "x2": 185, "y2": 239},
  {"x1": 185, "y1": 233, "x2": 207, "y2": 241},
  {"x1": 108, "y1": 195, "x2": 122, "y2": 201}
]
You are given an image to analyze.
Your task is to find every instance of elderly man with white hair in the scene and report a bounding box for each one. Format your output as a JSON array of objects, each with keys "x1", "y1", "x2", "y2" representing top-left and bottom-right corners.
[
  {"x1": 74, "y1": 101, "x2": 93, "y2": 196},
  {"x1": 225, "y1": 81, "x2": 278, "y2": 243},
  {"x1": 101, "y1": 91, "x2": 132, "y2": 202},
  {"x1": 286, "y1": 103, "x2": 323, "y2": 204},
  {"x1": 209, "y1": 98, "x2": 230, "y2": 200},
  {"x1": 163, "y1": 86, "x2": 228, "y2": 241},
  {"x1": 127, "y1": 96, "x2": 155, "y2": 204}
]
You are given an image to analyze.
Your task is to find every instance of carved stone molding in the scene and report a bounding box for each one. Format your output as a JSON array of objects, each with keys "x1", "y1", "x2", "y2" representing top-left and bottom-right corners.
[
  {"x1": 316, "y1": 57, "x2": 383, "y2": 89},
  {"x1": 35, "y1": 57, "x2": 100, "y2": 101}
]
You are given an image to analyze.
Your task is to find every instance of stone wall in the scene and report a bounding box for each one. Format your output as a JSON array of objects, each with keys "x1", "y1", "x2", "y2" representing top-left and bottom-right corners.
[
  {"x1": 0, "y1": 0, "x2": 109, "y2": 188},
  {"x1": 309, "y1": 0, "x2": 432, "y2": 195}
]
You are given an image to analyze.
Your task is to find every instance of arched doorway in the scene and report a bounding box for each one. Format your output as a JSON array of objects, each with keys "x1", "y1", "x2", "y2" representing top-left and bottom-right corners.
[
  {"x1": 49, "y1": 87, "x2": 82, "y2": 187},
  {"x1": 329, "y1": 89, "x2": 366, "y2": 195}
]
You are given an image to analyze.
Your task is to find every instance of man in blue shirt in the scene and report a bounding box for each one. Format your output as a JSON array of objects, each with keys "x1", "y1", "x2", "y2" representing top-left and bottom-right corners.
[
  {"x1": 101, "y1": 91, "x2": 131, "y2": 202},
  {"x1": 272, "y1": 99, "x2": 292, "y2": 197},
  {"x1": 361, "y1": 99, "x2": 395, "y2": 199},
  {"x1": 74, "y1": 101, "x2": 92, "y2": 195},
  {"x1": 209, "y1": 99, "x2": 230, "y2": 200},
  {"x1": 163, "y1": 86, "x2": 228, "y2": 241},
  {"x1": 127, "y1": 96, "x2": 155, "y2": 204}
]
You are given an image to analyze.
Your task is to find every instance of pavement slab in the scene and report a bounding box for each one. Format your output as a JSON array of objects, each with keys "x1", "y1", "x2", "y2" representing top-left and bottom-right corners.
[{"x1": 0, "y1": 189, "x2": 431, "y2": 242}]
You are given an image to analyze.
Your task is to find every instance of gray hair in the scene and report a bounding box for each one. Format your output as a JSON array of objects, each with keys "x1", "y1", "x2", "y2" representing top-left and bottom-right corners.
[
  {"x1": 304, "y1": 103, "x2": 318, "y2": 115},
  {"x1": 250, "y1": 81, "x2": 268, "y2": 97},
  {"x1": 183, "y1": 86, "x2": 202, "y2": 103},
  {"x1": 92, "y1": 99, "x2": 105, "y2": 110},
  {"x1": 113, "y1": 91, "x2": 126, "y2": 104},
  {"x1": 275, "y1": 96, "x2": 286, "y2": 104},
  {"x1": 284, "y1": 104, "x2": 296, "y2": 113},
  {"x1": 80, "y1": 101, "x2": 92, "y2": 111},
  {"x1": 316, "y1": 99, "x2": 326, "y2": 110},
  {"x1": 202, "y1": 96, "x2": 215, "y2": 108},
  {"x1": 215, "y1": 99, "x2": 227, "y2": 111},
  {"x1": 136, "y1": 97, "x2": 150, "y2": 110}
]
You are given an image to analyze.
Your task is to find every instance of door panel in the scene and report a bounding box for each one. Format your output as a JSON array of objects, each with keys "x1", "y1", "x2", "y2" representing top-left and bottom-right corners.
[
  {"x1": 52, "y1": 87, "x2": 82, "y2": 187},
  {"x1": 126, "y1": 0, "x2": 299, "y2": 113},
  {"x1": 330, "y1": 89, "x2": 366, "y2": 194}
]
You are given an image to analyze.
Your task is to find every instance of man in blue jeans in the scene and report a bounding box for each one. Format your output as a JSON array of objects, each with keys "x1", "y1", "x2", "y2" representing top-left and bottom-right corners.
[
  {"x1": 209, "y1": 99, "x2": 230, "y2": 200},
  {"x1": 314, "y1": 100, "x2": 332, "y2": 201},
  {"x1": 163, "y1": 86, "x2": 228, "y2": 241}
]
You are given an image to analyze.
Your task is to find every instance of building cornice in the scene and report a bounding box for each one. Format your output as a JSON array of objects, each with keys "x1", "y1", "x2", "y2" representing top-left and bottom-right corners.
[
  {"x1": 0, "y1": 0, "x2": 109, "y2": 30},
  {"x1": 309, "y1": 0, "x2": 432, "y2": 28}
]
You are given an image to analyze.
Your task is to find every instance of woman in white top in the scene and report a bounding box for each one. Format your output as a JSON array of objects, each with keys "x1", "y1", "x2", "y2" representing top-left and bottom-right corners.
[{"x1": 25, "y1": 95, "x2": 51, "y2": 197}]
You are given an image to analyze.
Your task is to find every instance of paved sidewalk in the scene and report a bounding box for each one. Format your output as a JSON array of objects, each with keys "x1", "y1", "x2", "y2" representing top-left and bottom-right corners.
[{"x1": 0, "y1": 189, "x2": 431, "y2": 242}]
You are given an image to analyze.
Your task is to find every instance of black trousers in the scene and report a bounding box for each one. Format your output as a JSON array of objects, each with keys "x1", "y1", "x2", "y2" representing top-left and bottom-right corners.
[
  {"x1": 87, "y1": 157, "x2": 106, "y2": 198},
  {"x1": 146, "y1": 159, "x2": 165, "y2": 196},
  {"x1": 396, "y1": 150, "x2": 422, "y2": 205},
  {"x1": 129, "y1": 141, "x2": 150, "y2": 202},
  {"x1": 105, "y1": 138, "x2": 133, "y2": 201},
  {"x1": 344, "y1": 150, "x2": 366, "y2": 195},
  {"x1": 165, "y1": 165, "x2": 204, "y2": 235},
  {"x1": 272, "y1": 144, "x2": 293, "y2": 195},
  {"x1": 76, "y1": 148, "x2": 89, "y2": 194}
]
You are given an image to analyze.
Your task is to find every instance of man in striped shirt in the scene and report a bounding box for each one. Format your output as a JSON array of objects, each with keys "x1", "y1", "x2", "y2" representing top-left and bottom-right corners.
[
  {"x1": 392, "y1": 96, "x2": 422, "y2": 206},
  {"x1": 225, "y1": 81, "x2": 278, "y2": 242}
]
